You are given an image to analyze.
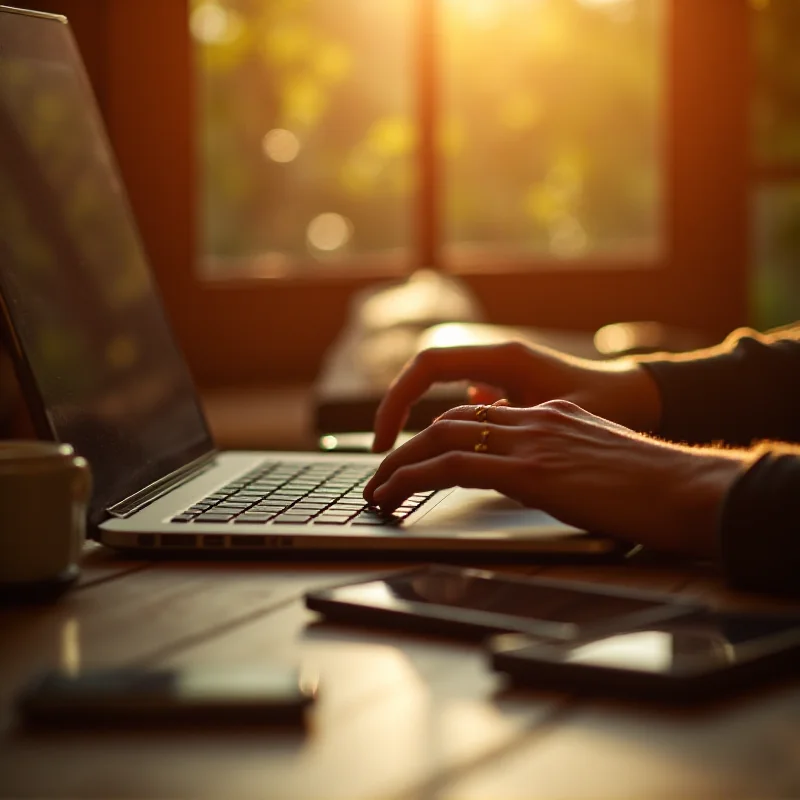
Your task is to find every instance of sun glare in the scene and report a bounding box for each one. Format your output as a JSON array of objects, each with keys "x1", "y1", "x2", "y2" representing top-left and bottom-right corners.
[{"x1": 444, "y1": 0, "x2": 504, "y2": 28}]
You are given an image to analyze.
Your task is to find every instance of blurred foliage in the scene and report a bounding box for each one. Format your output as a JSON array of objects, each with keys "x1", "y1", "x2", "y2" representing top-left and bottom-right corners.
[
  {"x1": 194, "y1": 0, "x2": 661, "y2": 267},
  {"x1": 752, "y1": 0, "x2": 800, "y2": 329},
  {"x1": 753, "y1": 0, "x2": 800, "y2": 165},
  {"x1": 441, "y1": 0, "x2": 661, "y2": 256},
  {"x1": 194, "y1": 0, "x2": 412, "y2": 265},
  {"x1": 753, "y1": 186, "x2": 800, "y2": 329},
  {"x1": 194, "y1": 0, "x2": 800, "y2": 333}
]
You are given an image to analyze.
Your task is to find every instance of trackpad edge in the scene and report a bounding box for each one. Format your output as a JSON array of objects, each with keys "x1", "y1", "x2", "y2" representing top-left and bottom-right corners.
[{"x1": 408, "y1": 488, "x2": 584, "y2": 540}]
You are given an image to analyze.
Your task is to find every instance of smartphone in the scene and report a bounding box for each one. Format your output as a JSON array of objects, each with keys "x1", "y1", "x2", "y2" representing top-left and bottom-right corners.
[
  {"x1": 16, "y1": 665, "x2": 317, "y2": 727},
  {"x1": 488, "y1": 611, "x2": 800, "y2": 701},
  {"x1": 305, "y1": 564, "x2": 704, "y2": 641}
]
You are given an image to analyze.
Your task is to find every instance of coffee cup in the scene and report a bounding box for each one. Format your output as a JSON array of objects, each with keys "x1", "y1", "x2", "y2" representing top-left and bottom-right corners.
[{"x1": 0, "y1": 441, "x2": 91, "y2": 599}]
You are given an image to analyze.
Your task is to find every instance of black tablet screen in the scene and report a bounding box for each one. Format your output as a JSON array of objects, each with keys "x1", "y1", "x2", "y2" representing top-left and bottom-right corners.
[
  {"x1": 560, "y1": 613, "x2": 800, "y2": 674},
  {"x1": 324, "y1": 566, "x2": 688, "y2": 636}
]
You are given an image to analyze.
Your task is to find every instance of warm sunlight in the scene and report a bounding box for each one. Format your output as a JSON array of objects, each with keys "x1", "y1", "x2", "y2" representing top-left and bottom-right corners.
[
  {"x1": 195, "y1": 0, "x2": 663, "y2": 268},
  {"x1": 443, "y1": 0, "x2": 505, "y2": 28}
]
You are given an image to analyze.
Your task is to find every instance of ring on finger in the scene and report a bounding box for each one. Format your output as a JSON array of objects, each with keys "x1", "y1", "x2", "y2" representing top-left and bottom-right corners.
[
  {"x1": 474, "y1": 426, "x2": 490, "y2": 453},
  {"x1": 475, "y1": 404, "x2": 490, "y2": 423}
]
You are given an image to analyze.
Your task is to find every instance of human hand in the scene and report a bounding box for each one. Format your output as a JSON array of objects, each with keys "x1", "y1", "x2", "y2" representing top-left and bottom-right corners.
[
  {"x1": 365, "y1": 400, "x2": 752, "y2": 557},
  {"x1": 371, "y1": 341, "x2": 662, "y2": 453}
]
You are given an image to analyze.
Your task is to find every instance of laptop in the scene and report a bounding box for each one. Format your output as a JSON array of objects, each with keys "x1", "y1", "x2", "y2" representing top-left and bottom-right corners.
[{"x1": 0, "y1": 5, "x2": 620, "y2": 557}]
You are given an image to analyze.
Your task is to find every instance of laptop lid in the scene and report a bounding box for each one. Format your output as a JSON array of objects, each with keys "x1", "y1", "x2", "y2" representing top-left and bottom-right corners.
[{"x1": 0, "y1": 7, "x2": 214, "y2": 526}]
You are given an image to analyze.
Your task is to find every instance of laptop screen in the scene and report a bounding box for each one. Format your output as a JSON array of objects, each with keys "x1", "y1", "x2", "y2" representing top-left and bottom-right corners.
[{"x1": 0, "y1": 9, "x2": 214, "y2": 525}]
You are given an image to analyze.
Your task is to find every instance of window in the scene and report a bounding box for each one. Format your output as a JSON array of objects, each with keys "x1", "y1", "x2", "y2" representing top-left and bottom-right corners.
[
  {"x1": 751, "y1": 0, "x2": 800, "y2": 329},
  {"x1": 97, "y1": 1, "x2": 749, "y2": 384},
  {"x1": 192, "y1": 0, "x2": 663, "y2": 274}
]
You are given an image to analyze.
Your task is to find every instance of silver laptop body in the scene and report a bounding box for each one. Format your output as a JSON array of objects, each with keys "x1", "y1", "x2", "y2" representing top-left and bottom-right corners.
[{"x1": 0, "y1": 5, "x2": 619, "y2": 558}]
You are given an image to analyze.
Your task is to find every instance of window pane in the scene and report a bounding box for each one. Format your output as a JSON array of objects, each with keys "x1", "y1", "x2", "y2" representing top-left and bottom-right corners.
[
  {"x1": 753, "y1": 185, "x2": 800, "y2": 329},
  {"x1": 441, "y1": 0, "x2": 663, "y2": 260},
  {"x1": 193, "y1": 0, "x2": 412, "y2": 276},
  {"x1": 752, "y1": 0, "x2": 800, "y2": 165}
]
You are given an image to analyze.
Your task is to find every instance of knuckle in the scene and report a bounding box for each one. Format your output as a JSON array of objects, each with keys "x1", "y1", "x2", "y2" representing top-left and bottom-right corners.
[
  {"x1": 409, "y1": 349, "x2": 432, "y2": 374},
  {"x1": 498, "y1": 339, "x2": 530, "y2": 363},
  {"x1": 438, "y1": 404, "x2": 473, "y2": 421},
  {"x1": 532, "y1": 405, "x2": 562, "y2": 425},
  {"x1": 541, "y1": 398, "x2": 579, "y2": 414},
  {"x1": 430, "y1": 418, "x2": 459, "y2": 441}
]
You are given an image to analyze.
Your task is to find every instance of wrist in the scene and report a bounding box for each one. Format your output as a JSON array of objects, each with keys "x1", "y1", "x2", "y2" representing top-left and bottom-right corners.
[{"x1": 666, "y1": 448, "x2": 756, "y2": 557}]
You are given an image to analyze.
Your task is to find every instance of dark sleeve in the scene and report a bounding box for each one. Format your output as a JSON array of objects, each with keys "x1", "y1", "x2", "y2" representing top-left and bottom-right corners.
[
  {"x1": 719, "y1": 449, "x2": 800, "y2": 595},
  {"x1": 640, "y1": 327, "x2": 800, "y2": 446}
]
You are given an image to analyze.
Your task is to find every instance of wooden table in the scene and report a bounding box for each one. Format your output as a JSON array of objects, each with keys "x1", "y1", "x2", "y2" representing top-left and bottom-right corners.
[{"x1": 2, "y1": 545, "x2": 800, "y2": 799}]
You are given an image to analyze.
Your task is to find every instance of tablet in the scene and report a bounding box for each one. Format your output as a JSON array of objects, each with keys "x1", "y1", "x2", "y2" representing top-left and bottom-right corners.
[
  {"x1": 488, "y1": 611, "x2": 800, "y2": 700},
  {"x1": 305, "y1": 565, "x2": 704, "y2": 641}
]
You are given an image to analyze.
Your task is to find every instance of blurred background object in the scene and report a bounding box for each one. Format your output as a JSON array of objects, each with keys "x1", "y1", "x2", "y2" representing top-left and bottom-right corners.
[
  {"x1": 17, "y1": 0, "x2": 800, "y2": 450},
  {"x1": 593, "y1": 321, "x2": 714, "y2": 358}
]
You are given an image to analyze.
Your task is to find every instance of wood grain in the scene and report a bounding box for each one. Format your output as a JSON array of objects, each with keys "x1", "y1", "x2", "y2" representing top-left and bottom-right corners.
[{"x1": 1, "y1": 555, "x2": 799, "y2": 800}]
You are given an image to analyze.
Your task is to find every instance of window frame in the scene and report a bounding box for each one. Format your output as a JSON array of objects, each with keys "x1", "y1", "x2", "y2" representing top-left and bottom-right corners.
[{"x1": 64, "y1": 0, "x2": 751, "y2": 385}]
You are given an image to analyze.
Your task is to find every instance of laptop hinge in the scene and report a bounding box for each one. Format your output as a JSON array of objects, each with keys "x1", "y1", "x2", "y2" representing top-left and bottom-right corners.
[{"x1": 106, "y1": 451, "x2": 218, "y2": 519}]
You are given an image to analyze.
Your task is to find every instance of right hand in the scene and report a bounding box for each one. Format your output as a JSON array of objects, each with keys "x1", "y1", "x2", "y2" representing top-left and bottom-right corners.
[{"x1": 371, "y1": 341, "x2": 663, "y2": 452}]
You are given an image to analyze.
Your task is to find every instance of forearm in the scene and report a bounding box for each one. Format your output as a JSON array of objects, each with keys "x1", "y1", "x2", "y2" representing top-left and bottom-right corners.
[
  {"x1": 637, "y1": 326, "x2": 800, "y2": 446},
  {"x1": 644, "y1": 439, "x2": 800, "y2": 595}
]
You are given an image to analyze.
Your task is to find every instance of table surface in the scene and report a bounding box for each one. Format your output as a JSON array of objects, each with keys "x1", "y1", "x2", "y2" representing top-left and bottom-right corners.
[{"x1": 2, "y1": 545, "x2": 800, "y2": 800}]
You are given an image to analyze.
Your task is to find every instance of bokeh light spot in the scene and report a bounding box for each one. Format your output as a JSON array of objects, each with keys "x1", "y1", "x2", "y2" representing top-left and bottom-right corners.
[
  {"x1": 191, "y1": 2, "x2": 242, "y2": 45},
  {"x1": 307, "y1": 213, "x2": 353, "y2": 253},
  {"x1": 262, "y1": 128, "x2": 301, "y2": 163}
]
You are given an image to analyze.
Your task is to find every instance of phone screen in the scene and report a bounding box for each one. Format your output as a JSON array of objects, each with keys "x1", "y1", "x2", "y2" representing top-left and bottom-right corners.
[
  {"x1": 17, "y1": 666, "x2": 317, "y2": 726},
  {"x1": 30, "y1": 668, "x2": 310, "y2": 701},
  {"x1": 558, "y1": 614, "x2": 800, "y2": 674},
  {"x1": 313, "y1": 565, "x2": 698, "y2": 639}
]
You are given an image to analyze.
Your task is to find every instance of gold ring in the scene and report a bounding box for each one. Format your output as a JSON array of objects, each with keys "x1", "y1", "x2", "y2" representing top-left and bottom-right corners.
[
  {"x1": 474, "y1": 426, "x2": 490, "y2": 453},
  {"x1": 475, "y1": 405, "x2": 490, "y2": 423}
]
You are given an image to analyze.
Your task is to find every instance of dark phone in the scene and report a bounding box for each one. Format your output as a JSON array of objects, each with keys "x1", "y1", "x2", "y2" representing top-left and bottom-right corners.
[
  {"x1": 488, "y1": 611, "x2": 800, "y2": 701},
  {"x1": 16, "y1": 666, "x2": 317, "y2": 727},
  {"x1": 304, "y1": 565, "x2": 703, "y2": 641}
]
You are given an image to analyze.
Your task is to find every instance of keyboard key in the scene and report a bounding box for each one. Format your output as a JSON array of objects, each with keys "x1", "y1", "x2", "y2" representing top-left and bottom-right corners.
[
  {"x1": 315, "y1": 511, "x2": 354, "y2": 521},
  {"x1": 234, "y1": 514, "x2": 273, "y2": 524},
  {"x1": 194, "y1": 513, "x2": 236, "y2": 523},
  {"x1": 351, "y1": 515, "x2": 400, "y2": 526},
  {"x1": 170, "y1": 515, "x2": 195, "y2": 523},
  {"x1": 272, "y1": 514, "x2": 313, "y2": 524}
]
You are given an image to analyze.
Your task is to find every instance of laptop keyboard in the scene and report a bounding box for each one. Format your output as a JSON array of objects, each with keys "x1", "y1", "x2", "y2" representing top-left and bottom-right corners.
[{"x1": 170, "y1": 461, "x2": 435, "y2": 526}]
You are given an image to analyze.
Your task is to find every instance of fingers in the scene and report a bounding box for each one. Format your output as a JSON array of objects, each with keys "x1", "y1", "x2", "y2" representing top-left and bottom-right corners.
[
  {"x1": 435, "y1": 400, "x2": 530, "y2": 427},
  {"x1": 371, "y1": 452, "x2": 518, "y2": 512},
  {"x1": 364, "y1": 420, "x2": 515, "y2": 503},
  {"x1": 371, "y1": 344, "x2": 523, "y2": 453}
]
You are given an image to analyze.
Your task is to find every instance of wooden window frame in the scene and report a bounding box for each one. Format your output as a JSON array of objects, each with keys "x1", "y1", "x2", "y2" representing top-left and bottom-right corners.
[{"x1": 49, "y1": 0, "x2": 750, "y2": 385}]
